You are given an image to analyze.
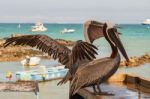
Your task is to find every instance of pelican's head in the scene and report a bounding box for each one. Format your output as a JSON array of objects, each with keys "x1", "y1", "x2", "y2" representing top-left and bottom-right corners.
[
  {"x1": 84, "y1": 20, "x2": 104, "y2": 43},
  {"x1": 84, "y1": 20, "x2": 128, "y2": 61},
  {"x1": 84, "y1": 20, "x2": 121, "y2": 44}
]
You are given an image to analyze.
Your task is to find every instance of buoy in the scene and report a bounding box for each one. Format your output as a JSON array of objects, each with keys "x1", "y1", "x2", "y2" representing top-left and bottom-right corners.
[{"x1": 6, "y1": 71, "x2": 12, "y2": 81}]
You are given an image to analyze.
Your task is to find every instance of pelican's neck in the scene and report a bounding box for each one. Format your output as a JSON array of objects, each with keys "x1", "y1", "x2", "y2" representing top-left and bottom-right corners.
[
  {"x1": 103, "y1": 24, "x2": 118, "y2": 58},
  {"x1": 110, "y1": 42, "x2": 118, "y2": 58}
]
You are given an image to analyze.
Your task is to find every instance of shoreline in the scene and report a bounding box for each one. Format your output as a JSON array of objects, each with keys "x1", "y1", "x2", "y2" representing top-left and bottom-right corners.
[
  {"x1": 120, "y1": 53, "x2": 150, "y2": 67},
  {"x1": 0, "y1": 37, "x2": 150, "y2": 67}
]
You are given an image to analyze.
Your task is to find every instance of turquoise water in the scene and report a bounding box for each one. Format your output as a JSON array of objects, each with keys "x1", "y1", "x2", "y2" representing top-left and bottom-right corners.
[
  {"x1": 0, "y1": 24, "x2": 150, "y2": 98},
  {"x1": 0, "y1": 23, "x2": 150, "y2": 40},
  {"x1": 0, "y1": 23, "x2": 150, "y2": 57},
  {"x1": 118, "y1": 63, "x2": 150, "y2": 79},
  {"x1": 0, "y1": 59, "x2": 59, "y2": 81},
  {"x1": 0, "y1": 23, "x2": 83, "y2": 40}
]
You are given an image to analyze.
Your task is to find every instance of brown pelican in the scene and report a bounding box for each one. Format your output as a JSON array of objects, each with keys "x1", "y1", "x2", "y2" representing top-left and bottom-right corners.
[
  {"x1": 3, "y1": 34, "x2": 98, "y2": 77},
  {"x1": 58, "y1": 20, "x2": 120, "y2": 85},
  {"x1": 57, "y1": 21, "x2": 107, "y2": 85},
  {"x1": 70, "y1": 22, "x2": 129, "y2": 95}
]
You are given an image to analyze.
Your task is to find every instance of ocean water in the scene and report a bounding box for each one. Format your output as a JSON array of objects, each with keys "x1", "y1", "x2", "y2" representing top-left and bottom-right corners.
[
  {"x1": 0, "y1": 23, "x2": 83, "y2": 40},
  {"x1": 0, "y1": 23, "x2": 150, "y2": 98},
  {"x1": 0, "y1": 23, "x2": 150, "y2": 75},
  {"x1": 0, "y1": 23, "x2": 150, "y2": 57}
]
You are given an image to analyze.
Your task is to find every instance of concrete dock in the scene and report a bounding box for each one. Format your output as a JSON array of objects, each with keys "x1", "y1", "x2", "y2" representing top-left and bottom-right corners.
[{"x1": 71, "y1": 73, "x2": 150, "y2": 99}]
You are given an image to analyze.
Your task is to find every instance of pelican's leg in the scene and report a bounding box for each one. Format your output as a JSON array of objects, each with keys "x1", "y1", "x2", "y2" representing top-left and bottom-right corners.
[
  {"x1": 97, "y1": 83, "x2": 102, "y2": 93},
  {"x1": 93, "y1": 81, "x2": 102, "y2": 95},
  {"x1": 96, "y1": 81, "x2": 114, "y2": 96},
  {"x1": 92, "y1": 85, "x2": 97, "y2": 93}
]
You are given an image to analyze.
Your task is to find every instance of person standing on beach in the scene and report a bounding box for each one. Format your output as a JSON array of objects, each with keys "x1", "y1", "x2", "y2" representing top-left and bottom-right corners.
[
  {"x1": 6, "y1": 71, "x2": 12, "y2": 81},
  {"x1": 25, "y1": 56, "x2": 30, "y2": 66}
]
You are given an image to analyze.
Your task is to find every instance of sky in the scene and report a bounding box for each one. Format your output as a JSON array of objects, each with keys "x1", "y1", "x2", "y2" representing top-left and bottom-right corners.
[{"x1": 0, "y1": 0, "x2": 150, "y2": 23}]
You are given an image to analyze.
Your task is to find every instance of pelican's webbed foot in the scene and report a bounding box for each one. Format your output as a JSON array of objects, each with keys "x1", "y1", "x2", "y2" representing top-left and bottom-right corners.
[{"x1": 94, "y1": 91, "x2": 114, "y2": 96}]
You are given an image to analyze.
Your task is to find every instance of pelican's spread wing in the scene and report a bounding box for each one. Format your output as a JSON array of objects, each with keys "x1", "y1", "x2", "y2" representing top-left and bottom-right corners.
[
  {"x1": 4, "y1": 35, "x2": 71, "y2": 65},
  {"x1": 4, "y1": 35, "x2": 98, "y2": 68},
  {"x1": 84, "y1": 20, "x2": 104, "y2": 43}
]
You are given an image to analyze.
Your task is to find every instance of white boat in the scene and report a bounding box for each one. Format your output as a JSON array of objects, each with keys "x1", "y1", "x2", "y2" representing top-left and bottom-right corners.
[
  {"x1": 60, "y1": 28, "x2": 75, "y2": 34},
  {"x1": 21, "y1": 56, "x2": 41, "y2": 66},
  {"x1": 17, "y1": 24, "x2": 21, "y2": 28},
  {"x1": 31, "y1": 22, "x2": 47, "y2": 32},
  {"x1": 15, "y1": 65, "x2": 68, "y2": 81},
  {"x1": 142, "y1": 19, "x2": 150, "y2": 25}
]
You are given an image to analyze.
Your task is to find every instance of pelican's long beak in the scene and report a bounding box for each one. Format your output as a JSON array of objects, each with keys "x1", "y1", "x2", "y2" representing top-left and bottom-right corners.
[{"x1": 108, "y1": 28, "x2": 129, "y2": 62}]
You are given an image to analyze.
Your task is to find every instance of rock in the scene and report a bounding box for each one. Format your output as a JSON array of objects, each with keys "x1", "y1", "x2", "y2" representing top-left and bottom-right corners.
[
  {"x1": 120, "y1": 53, "x2": 150, "y2": 67},
  {"x1": 0, "y1": 39, "x2": 5, "y2": 47},
  {"x1": 56, "y1": 39, "x2": 75, "y2": 46},
  {"x1": 11, "y1": 33, "x2": 25, "y2": 37},
  {"x1": 129, "y1": 57, "x2": 136, "y2": 63},
  {"x1": 0, "y1": 51, "x2": 2, "y2": 56}
]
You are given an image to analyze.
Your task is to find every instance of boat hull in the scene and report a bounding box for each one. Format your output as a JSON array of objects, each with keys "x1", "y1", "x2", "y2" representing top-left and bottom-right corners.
[
  {"x1": 31, "y1": 22, "x2": 47, "y2": 32},
  {"x1": 60, "y1": 29, "x2": 75, "y2": 34},
  {"x1": 31, "y1": 28, "x2": 47, "y2": 32},
  {"x1": 142, "y1": 19, "x2": 150, "y2": 25},
  {"x1": 142, "y1": 23, "x2": 150, "y2": 25},
  {"x1": 16, "y1": 66, "x2": 68, "y2": 81}
]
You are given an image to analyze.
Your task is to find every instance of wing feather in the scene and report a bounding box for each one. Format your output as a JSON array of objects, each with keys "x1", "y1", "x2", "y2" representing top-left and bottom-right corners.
[
  {"x1": 80, "y1": 44, "x2": 97, "y2": 59},
  {"x1": 81, "y1": 42, "x2": 97, "y2": 54},
  {"x1": 71, "y1": 40, "x2": 98, "y2": 65},
  {"x1": 4, "y1": 35, "x2": 71, "y2": 66}
]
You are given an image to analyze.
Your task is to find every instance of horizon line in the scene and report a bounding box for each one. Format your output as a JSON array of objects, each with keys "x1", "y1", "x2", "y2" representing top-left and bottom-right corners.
[{"x1": 0, "y1": 22, "x2": 142, "y2": 24}]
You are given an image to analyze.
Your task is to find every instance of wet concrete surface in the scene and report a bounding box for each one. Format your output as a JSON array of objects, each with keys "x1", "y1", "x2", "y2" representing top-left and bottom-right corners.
[
  {"x1": 0, "y1": 80, "x2": 149, "y2": 99},
  {"x1": 72, "y1": 82, "x2": 150, "y2": 99},
  {"x1": 0, "y1": 60, "x2": 150, "y2": 99},
  {"x1": 0, "y1": 80, "x2": 69, "y2": 99}
]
